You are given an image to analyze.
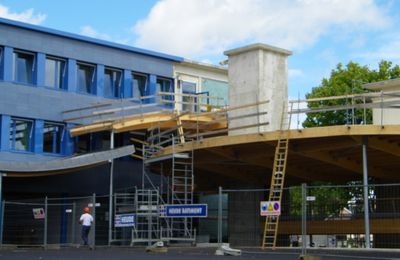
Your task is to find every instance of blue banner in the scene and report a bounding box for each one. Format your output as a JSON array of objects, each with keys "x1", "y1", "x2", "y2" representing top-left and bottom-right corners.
[
  {"x1": 114, "y1": 213, "x2": 135, "y2": 227},
  {"x1": 160, "y1": 204, "x2": 208, "y2": 218}
]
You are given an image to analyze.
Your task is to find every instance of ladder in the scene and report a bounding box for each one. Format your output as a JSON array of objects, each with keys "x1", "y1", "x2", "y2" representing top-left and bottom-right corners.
[{"x1": 262, "y1": 102, "x2": 292, "y2": 249}]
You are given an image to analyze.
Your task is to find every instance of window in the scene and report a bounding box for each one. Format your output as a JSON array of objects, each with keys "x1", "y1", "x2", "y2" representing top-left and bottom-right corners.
[
  {"x1": 77, "y1": 62, "x2": 95, "y2": 94},
  {"x1": 156, "y1": 77, "x2": 173, "y2": 100},
  {"x1": 104, "y1": 68, "x2": 122, "y2": 98},
  {"x1": 43, "y1": 122, "x2": 64, "y2": 153},
  {"x1": 9, "y1": 118, "x2": 33, "y2": 151},
  {"x1": 13, "y1": 51, "x2": 35, "y2": 84},
  {"x1": 132, "y1": 73, "x2": 147, "y2": 97},
  {"x1": 181, "y1": 81, "x2": 197, "y2": 112},
  {"x1": 45, "y1": 56, "x2": 66, "y2": 89}
]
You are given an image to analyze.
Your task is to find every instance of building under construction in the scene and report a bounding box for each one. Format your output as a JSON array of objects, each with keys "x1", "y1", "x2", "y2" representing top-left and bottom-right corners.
[{"x1": 1, "y1": 17, "x2": 400, "y2": 248}]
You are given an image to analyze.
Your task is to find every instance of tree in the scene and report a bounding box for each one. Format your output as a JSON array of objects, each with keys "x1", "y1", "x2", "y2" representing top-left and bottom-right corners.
[{"x1": 303, "y1": 61, "x2": 400, "y2": 128}]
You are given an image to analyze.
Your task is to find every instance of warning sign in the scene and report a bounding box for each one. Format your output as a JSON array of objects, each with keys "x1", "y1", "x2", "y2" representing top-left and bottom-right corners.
[
  {"x1": 32, "y1": 208, "x2": 45, "y2": 219},
  {"x1": 260, "y1": 201, "x2": 281, "y2": 216}
]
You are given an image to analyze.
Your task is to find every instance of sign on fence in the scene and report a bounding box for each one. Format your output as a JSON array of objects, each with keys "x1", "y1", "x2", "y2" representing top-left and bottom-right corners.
[
  {"x1": 260, "y1": 201, "x2": 281, "y2": 216},
  {"x1": 159, "y1": 204, "x2": 208, "y2": 218},
  {"x1": 32, "y1": 208, "x2": 45, "y2": 219},
  {"x1": 114, "y1": 213, "x2": 135, "y2": 227}
]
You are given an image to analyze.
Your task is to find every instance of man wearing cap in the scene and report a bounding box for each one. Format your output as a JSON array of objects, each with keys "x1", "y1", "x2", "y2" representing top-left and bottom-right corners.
[{"x1": 79, "y1": 207, "x2": 93, "y2": 246}]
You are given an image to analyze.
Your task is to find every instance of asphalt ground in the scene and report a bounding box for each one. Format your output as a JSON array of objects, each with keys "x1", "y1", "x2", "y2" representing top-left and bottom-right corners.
[{"x1": 0, "y1": 246, "x2": 400, "y2": 260}]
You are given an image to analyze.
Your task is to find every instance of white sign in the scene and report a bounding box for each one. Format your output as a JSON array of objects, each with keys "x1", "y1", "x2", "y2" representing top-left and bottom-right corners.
[
  {"x1": 260, "y1": 201, "x2": 281, "y2": 216},
  {"x1": 306, "y1": 196, "x2": 316, "y2": 202},
  {"x1": 88, "y1": 203, "x2": 101, "y2": 207},
  {"x1": 32, "y1": 208, "x2": 45, "y2": 219}
]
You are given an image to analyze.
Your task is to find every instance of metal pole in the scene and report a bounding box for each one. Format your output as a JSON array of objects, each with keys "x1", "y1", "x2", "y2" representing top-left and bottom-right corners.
[
  {"x1": 362, "y1": 137, "x2": 371, "y2": 248},
  {"x1": 92, "y1": 193, "x2": 96, "y2": 248},
  {"x1": 44, "y1": 196, "x2": 48, "y2": 249},
  {"x1": 218, "y1": 186, "x2": 222, "y2": 245},
  {"x1": 72, "y1": 202, "x2": 76, "y2": 245},
  {"x1": 301, "y1": 183, "x2": 307, "y2": 256},
  {"x1": 108, "y1": 130, "x2": 114, "y2": 246},
  {"x1": 0, "y1": 173, "x2": 3, "y2": 247}
]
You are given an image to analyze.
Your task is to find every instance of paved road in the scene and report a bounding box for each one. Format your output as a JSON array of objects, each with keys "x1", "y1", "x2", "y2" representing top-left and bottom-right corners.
[{"x1": 1, "y1": 247, "x2": 400, "y2": 259}]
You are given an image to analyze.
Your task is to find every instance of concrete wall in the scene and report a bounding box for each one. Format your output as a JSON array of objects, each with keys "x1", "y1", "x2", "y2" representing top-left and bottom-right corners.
[{"x1": 224, "y1": 43, "x2": 291, "y2": 135}]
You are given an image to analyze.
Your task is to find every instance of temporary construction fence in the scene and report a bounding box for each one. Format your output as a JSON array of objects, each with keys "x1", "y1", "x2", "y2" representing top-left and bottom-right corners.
[{"x1": 217, "y1": 183, "x2": 400, "y2": 249}]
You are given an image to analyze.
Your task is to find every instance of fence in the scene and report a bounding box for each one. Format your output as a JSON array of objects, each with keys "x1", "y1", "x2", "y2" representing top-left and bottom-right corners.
[{"x1": 218, "y1": 183, "x2": 400, "y2": 249}]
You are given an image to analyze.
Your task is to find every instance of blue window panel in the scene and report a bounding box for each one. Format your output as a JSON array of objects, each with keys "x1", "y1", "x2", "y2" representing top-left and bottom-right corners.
[
  {"x1": 33, "y1": 119, "x2": 44, "y2": 153},
  {"x1": 63, "y1": 124, "x2": 75, "y2": 156},
  {"x1": 123, "y1": 70, "x2": 132, "y2": 98},
  {"x1": 13, "y1": 51, "x2": 35, "y2": 84},
  {"x1": 2, "y1": 47, "x2": 13, "y2": 81},
  {"x1": 132, "y1": 73, "x2": 148, "y2": 98},
  {"x1": 35, "y1": 53, "x2": 46, "y2": 87},
  {"x1": 147, "y1": 74, "x2": 157, "y2": 104},
  {"x1": 77, "y1": 62, "x2": 95, "y2": 94},
  {"x1": 45, "y1": 56, "x2": 67, "y2": 89},
  {"x1": 43, "y1": 122, "x2": 64, "y2": 154},
  {"x1": 157, "y1": 77, "x2": 174, "y2": 107},
  {"x1": 0, "y1": 46, "x2": 3, "y2": 80},
  {"x1": 9, "y1": 118, "x2": 34, "y2": 152},
  {"x1": 0, "y1": 115, "x2": 11, "y2": 151},
  {"x1": 66, "y1": 59, "x2": 77, "y2": 92},
  {"x1": 96, "y1": 64, "x2": 104, "y2": 97},
  {"x1": 104, "y1": 67, "x2": 122, "y2": 98}
]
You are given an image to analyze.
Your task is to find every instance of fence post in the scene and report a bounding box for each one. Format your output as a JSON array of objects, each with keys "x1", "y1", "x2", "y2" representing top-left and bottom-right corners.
[
  {"x1": 92, "y1": 193, "x2": 96, "y2": 248},
  {"x1": 44, "y1": 196, "x2": 48, "y2": 249},
  {"x1": 0, "y1": 200, "x2": 4, "y2": 247},
  {"x1": 108, "y1": 130, "x2": 114, "y2": 246},
  {"x1": 218, "y1": 186, "x2": 222, "y2": 245},
  {"x1": 362, "y1": 137, "x2": 371, "y2": 248},
  {"x1": 301, "y1": 183, "x2": 307, "y2": 256},
  {"x1": 72, "y1": 202, "x2": 76, "y2": 245}
]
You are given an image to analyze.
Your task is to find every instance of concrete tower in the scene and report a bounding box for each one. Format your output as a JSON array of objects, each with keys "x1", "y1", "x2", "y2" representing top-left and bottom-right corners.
[{"x1": 224, "y1": 43, "x2": 292, "y2": 135}]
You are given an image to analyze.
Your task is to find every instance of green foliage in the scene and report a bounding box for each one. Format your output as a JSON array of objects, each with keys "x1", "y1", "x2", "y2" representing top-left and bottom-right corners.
[{"x1": 303, "y1": 61, "x2": 400, "y2": 128}]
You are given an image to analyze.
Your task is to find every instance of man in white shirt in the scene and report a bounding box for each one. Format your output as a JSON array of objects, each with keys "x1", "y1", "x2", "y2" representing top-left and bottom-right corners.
[{"x1": 79, "y1": 207, "x2": 93, "y2": 246}]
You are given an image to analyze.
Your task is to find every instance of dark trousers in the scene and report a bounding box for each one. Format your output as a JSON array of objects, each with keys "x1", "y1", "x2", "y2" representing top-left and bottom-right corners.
[{"x1": 81, "y1": 225, "x2": 91, "y2": 245}]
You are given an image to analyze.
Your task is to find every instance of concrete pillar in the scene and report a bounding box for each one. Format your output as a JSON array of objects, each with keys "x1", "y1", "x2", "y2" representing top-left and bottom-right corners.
[
  {"x1": 33, "y1": 119, "x2": 44, "y2": 153},
  {"x1": 224, "y1": 43, "x2": 292, "y2": 135},
  {"x1": 35, "y1": 53, "x2": 46, "y2": 87},
  {"x1": 123, "y1": 70, "x2": 132, "y2": 99},
  {"x1": 66, "y1": 59, "x2": 77, "y2": 92},
  {"x1": 3, "y1": 47, "x2": 13, "y2": 82},
  {"x1": 95, "y1": 64, "x2": 104, "y2": 97}
]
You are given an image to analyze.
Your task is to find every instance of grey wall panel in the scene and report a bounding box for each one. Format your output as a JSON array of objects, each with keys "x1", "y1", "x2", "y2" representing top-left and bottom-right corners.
[
  {"x1": 0, "y1": 24, "x2": 174, "y2": 77},
  {"x1": 0, "y1": 81, "x2": 106, "y2": 121}
]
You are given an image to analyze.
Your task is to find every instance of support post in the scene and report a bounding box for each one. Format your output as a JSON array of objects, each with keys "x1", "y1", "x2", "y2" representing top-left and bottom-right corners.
[
  {"x1": 218, "y1": 186, "x2": 223, "y2": 245},
  {"x1": 0, "y1": 173, "x2": 3, "y2": 247},
  {"x1": 301, "y1": 183, "x2": 307, "y2": 256},
  {"x1": 362, "y1": 137, "x2": 371, "y2": 248},
  {"x1": 72, "y1": 202, "x2": 76, "y2": 245},
  {"x1": 108, "y1": 131, "x2": 114, "y2": 246},
  {"x1": 44, "y1": 196, "x2": 48, "y2": 249},
  {"x1": 92, "y1": 193, "x2": 96, "y2": 248}
]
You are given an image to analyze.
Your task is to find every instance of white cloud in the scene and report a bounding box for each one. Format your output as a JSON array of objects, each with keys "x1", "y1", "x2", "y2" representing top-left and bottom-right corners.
[
  {"x1": 80, "y1": 25, "x2": 111, "y2": 40},
  {"x1": 289, "y1": 69, "x2": 304, "y2": 78},
  {"x1": 358, "y1": 37, "x2": 400, "y2": 64},
  {"x1": 0, "y1": 4, "x2": 46, "y2": 25},
  {"x1": 133, "y1": 0, "x2": 390, "y2": 59}
]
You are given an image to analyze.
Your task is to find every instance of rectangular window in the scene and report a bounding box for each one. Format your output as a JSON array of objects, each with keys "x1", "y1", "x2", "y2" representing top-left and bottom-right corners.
[
  {"x1": 132, "y1": 73, "x2": 148, "y2": 97},
  {"x1": 43, "y1": 122, "x2": 64, "y2": 154},
  {"x1": 157, "y1": 77, "x2": 173, "y2": 101},
  {"x1": 9, "y1": 118, "x2": 33, "y2": 151},
  {"x1": 104, "y1": 68, "x2": 122, "y2": 98},
  {"x1": 45, "y1": 56, "x2": 66, "y2": 89},
  {"x1": 77, "y1": 62, "x2": 95, "y2": 94},
  {"x1": 13, "y1": 50, "x2": 35, "y2": 84}
]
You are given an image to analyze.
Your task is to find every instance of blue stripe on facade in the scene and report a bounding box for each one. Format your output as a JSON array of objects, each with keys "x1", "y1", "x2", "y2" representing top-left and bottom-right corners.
[
  {"x1": 36, "y1": 53, "x2": 46, "y2": 87},
  {"x1": 3, "y1": 47, "x2": 13, "y2": 82}
]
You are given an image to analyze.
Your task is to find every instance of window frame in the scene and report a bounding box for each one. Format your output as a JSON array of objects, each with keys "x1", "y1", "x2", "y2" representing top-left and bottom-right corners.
[
  {"x1": 9, "y1": 117, "x2": 34, "y2": 152},
  {"x1": 76, "y1": 61, "x2": 96, "y2": 95},
  {"x1": 156, "y1": 77, "x2": 173, "y2": 100},
  {"x1": 45, "y1": 55, "x2": 67, "y2": 90},
  {"x1": 43, "y1": 121, "x2": 65, "y2": 154},
  {"x1": 104, "y1": 67, "x2": 123, "y2": 98},
  {"x1": 132, "y1": 72, "x2": 148, "y2": 97},
  {"x1": 13, "y1": 49, "x2": 36, "y2": 84}
]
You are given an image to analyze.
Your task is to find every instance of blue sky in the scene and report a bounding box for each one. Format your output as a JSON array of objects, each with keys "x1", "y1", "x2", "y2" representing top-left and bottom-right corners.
[{"x1": 1, "y1": 0, "x2": 399, "y2": 99}]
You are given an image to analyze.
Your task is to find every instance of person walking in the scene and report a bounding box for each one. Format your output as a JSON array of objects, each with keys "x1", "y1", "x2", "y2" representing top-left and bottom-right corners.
[{"x1": 79, "y1": 207, "x2": 93, "y2": 247}]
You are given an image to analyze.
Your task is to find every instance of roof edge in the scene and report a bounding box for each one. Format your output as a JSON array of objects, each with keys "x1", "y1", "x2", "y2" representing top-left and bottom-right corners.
[{"x1": 224, "y1": 43, "x2": 292, "y2": 56}]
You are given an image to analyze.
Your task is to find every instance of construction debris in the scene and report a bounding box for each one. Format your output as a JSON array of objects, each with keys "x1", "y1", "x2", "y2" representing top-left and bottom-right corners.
[{"x1": 215, "y1": 243, "x2": 241, "y2": 256}]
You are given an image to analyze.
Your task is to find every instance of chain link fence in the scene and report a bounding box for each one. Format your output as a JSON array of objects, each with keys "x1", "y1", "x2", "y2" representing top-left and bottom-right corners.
[{"x1": 218, "y1": 183, "x2": 400, "y2": 249}]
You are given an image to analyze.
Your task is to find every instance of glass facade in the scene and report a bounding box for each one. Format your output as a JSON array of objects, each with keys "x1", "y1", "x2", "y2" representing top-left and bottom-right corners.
[
  {"x1": 13, "y1": 51, "x2": 35, "y2": 84},
  {"x1": 77, "y1": 63, "x2": 95, "y2": 94},
  {"x1": 132, "y1": 73, "x2": 147, "y2": 97},
  {"x1": 43, "y1": 122, "x2": 64, "y2": 153},
  {"x1": 201, "y1": 78, "x2": 229, "y2": 107},
  {"x1": 9, "y1": 118, "x2": 33, "y2": 151},
  {"x1": 104, "y1": 68, "x2": 122, "y2": 98},
  {"x1": 45, "y1": 57, "x2": 66, "y2": 89}
]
